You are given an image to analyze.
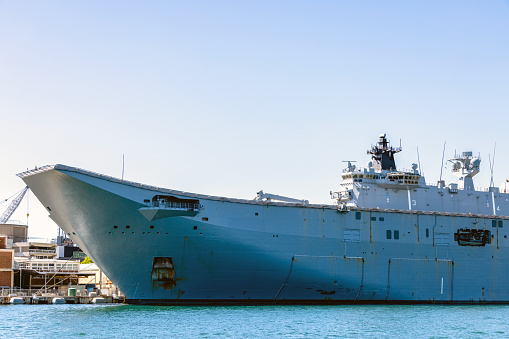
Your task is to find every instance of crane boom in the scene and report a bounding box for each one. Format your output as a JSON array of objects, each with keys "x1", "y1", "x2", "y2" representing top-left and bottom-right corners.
[
  {"x1": 0, "y1": 186, "x2": 29, "y2": 224},
  {"x1": 254, "y1": 190, "x2": 309, "y2": 205}
]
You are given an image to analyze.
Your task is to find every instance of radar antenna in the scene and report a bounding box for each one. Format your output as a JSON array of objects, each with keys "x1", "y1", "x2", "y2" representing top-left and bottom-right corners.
[{"x1": 367, "y1": 134, "x2": 401, "y2": 171}]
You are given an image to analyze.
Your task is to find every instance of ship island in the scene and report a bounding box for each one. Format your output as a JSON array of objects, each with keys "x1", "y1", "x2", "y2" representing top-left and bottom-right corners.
[{"x1": 17, "y1": 134, "x2": 509, "y2": 304}]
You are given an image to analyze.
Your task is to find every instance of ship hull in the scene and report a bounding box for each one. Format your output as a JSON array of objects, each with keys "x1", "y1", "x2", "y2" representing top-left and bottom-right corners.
[{"x1": 20, "y1": 166, "x2": 509, "y2": 304}]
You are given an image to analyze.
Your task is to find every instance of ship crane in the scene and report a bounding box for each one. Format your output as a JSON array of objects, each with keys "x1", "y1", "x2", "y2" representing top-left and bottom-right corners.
[
  {"x1": 0, "y1": 186, "x2": 29, "y2": 224},
  {"x1": 254, "y1": 190, "x2": 309, "y2": 205}
]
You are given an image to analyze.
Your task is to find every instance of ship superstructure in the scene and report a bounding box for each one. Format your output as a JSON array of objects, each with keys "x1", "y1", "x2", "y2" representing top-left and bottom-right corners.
[
  {"x1": 334, "y1": 134, "x2": 507, "y2": 217},
  {"x1": 16, "y1": 134, "x2": 509, "y2": 304}
]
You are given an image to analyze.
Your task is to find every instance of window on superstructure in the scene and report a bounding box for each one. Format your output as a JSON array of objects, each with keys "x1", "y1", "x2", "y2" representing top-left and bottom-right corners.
[
  {"x1": 394, "y1": 230, "x2": 399, "y2": 240},
  {"x1": 355, "y1": 212, "x2": 361, "y2": 220},
  {"x1": 499, "y1": 221, "x2": 503, "y2": 228},
  {"x1": 426, "y1": 228, "x2": 429, "y2": 238},
  {"x1": 386, "y1": 230, "x2": 392, "y2": 239}
]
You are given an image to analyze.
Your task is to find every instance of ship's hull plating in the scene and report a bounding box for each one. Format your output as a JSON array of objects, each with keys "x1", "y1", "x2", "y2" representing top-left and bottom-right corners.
[{"x1": 20, "y1": 166, "x2": 509, "y2": 304}]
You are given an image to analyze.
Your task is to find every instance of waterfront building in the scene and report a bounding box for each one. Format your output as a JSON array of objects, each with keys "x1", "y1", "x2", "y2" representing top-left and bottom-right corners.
[{"x1": 0, "y1": 236, "x2": 14, "y2": 289}]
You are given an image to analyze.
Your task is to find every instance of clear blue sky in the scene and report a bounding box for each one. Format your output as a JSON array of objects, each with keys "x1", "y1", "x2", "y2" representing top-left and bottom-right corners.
[{"x1": 1, "y1": 1, "x2": 508, "y2": 239}]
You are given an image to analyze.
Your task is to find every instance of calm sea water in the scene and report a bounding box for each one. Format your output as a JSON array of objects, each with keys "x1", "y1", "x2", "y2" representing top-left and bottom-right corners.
[{"x1": 1, "y1": 304, "x2": 508, "y2": 338}]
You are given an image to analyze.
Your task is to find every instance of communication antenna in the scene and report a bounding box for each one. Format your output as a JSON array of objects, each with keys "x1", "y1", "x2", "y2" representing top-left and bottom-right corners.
[
  {"x1": 122, "y1": 154, "x2": 125, "y2": 180},
  {"x1": 439, "y1": 141, "x2": 446, "y2": 182},
  {"x1": 490, "y1": 143, "x2": 496, "y2": 188},
  {"x1": 417, "y1": 147, "x2": 422, "y2": 175},
  {"x1": 489, "y1": 154, "x2": 493, "y2": 186}
]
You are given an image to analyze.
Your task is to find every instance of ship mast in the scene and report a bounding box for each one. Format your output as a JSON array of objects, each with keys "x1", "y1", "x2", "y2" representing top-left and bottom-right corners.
[{"x1": 367, "y1": 134, "x2": 402, "y2": 172}]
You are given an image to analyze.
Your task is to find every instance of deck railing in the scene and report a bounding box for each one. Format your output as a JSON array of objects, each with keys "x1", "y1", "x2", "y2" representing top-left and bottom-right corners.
[{"x1": 152, "y1": 201, "x2": 200, "y2": 210}]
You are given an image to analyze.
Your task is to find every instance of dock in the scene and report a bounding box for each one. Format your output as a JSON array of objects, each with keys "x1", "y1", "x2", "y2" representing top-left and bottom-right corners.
[{"x1": 1, "y1": 295, "x2": 122, "y2": 304}]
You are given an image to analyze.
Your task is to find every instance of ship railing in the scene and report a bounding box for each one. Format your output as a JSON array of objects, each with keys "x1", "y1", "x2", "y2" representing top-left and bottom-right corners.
[
  {"x1": 152, "y1": 202, "x2": 200, "y2": 210},
  {"x1": 341, "y1": 167, "x2": 420, "y2": 175}
]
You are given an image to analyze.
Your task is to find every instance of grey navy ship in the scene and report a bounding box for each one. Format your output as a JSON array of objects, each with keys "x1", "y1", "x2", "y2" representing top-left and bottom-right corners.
[{"x1": 17, "y1": 134, "x2": 509, "y2": 304}]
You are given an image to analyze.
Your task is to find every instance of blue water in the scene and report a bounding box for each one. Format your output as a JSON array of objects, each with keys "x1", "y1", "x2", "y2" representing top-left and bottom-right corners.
[{"x1": 1, "y1": 304, "x2": 508, "y2": 338}]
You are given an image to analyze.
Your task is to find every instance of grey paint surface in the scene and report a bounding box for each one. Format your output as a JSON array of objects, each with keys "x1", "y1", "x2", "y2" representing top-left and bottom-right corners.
[{"x1": 16, "y1": 136, "x2": 509, "y2": 303}]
